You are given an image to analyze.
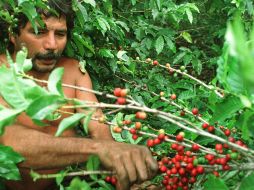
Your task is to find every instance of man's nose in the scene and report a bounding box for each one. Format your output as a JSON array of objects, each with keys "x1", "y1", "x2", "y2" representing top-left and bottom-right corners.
[{"x1": 43, "y1": 34, "x2": 57, "y2": 51}]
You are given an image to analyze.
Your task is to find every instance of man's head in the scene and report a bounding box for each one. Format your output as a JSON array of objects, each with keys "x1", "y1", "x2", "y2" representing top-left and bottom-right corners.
[{"x1": 9, "y1": 0, "x2": 73, "y2": 72}]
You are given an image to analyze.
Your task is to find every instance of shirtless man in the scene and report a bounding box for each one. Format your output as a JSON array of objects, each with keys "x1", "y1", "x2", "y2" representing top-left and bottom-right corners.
[{"x1": 0, "y1": 0, "x2": 158, "y2": 189}]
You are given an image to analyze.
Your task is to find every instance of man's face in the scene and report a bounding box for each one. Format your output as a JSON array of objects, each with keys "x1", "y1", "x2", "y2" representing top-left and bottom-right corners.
[{"x1": 11, "y1": 16, "x2": 67, "y2": 72}]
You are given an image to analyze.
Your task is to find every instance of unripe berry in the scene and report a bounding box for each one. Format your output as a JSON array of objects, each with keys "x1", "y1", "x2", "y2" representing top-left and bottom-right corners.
[
  {"x1": 192, "y1": 108, "x2": 199, "y2": 115},
  {"x1": 180, "y1": 110, "x2": 185, "y2": 116},
  {"x1": 98, "y1": 116, "x2": 106, "y2": 123},
  {"x1": 146, "y1": 58, "x2": 152, "y2": 63},
  {"x1": 113, "y1": 126, "x2": 122, "y2": 133},
  {"x1": 120, "y1": 89, "x2": 129, "y2": 97},
  {"x1": 160, "y1": 91, "x2": 165, "y2": 97},
  {"x1": 135, "y1": 122, "x2": 142, "y2": 130}
]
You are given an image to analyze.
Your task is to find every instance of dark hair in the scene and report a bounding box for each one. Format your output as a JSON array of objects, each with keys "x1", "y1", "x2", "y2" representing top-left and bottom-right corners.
[
  {"x1": 13, "y1": 0, "x2": 74, "y2": 35},
  {"x1": 1, "y1": 0, "x2": 74, "y2": 53}
]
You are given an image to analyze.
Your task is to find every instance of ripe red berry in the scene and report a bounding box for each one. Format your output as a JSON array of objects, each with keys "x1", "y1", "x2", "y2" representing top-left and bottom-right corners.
[
  {"x1": 160, "y1": 165, "x2": 167, "y2": 173},
  {"x1": 171, "y1": 143, "x2": 178, "y2": 150},
  {"x1": 135, "y1": 111, "x2": 147, "y2": 120},
  {"x1": 132, "y1": 134, "x2": 139, "y2": 140},
  {"x1": 213, "y1": 171, "x2": 220, "y2": 177},
  {"x1": 129, "y1": 128, "x2": 136, "y2": 134},
  {"x1": 153, "y1": 60, "x2": 159, "y2": 65},
  {"x1": 205, "y1": 154, "x2": 214, "y2": 161},
  {"x1": 154, "y1": 138, "x2": 161, "y2": 145},
  {"x1": 113, "y1": 88, "x2": 122, "y2": 97},
  {"x1": 207, "y1": 125, "x2": 215, "y2": 133},
  {"x1": 180, "y1": 110, "x2": 185, "y2": 116},
  {"x1": 224, "y1": 129, "x2": 231, "y2": 136},
  {"x1": 158, "y1": 133, "x2": 165, "y2": 141},
  {"x1": 196, "y1": 166, "x2": 204, "y2": 174},
  {"x1": 215, "y1": 144, "x2": 223, "y2": 152},
  {"x1": 192, "y1": 108, "x2": 199, "y2": 115},
  {"x1": 116, "y1": 97, "x2": 126, "y2": 104},
  {"x1": 147, "y1": 139, "x2": 154, "y2": 147},
  {"x1": 176, "y1": 134, "x2": 184, "y2": 142},
  {"x1": 110, "y1": 176, "x2": 117, "y2": 185},
  {"x1": 192, "y1": 144, "x2": 200, "y2": 151},
  {"x1": 105, "y1": 176, "x2": 111, "y2": 183},
  {"x1": 170, "y1": 94, "x2": 177, "y2": 100},
  {"x1": 202, "y1": 123, "x2": 209, "y2": 129}
]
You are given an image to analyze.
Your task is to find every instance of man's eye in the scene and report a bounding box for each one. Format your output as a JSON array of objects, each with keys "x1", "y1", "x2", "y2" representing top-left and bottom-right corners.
[{"x1": 56, "y1": 32, "x2": 67, "y2": 37}]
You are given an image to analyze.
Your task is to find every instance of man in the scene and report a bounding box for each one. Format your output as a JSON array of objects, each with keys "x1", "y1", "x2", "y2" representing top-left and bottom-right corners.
[{"x1": 0, "y1": 1, "x2": 158, "y2": 190}]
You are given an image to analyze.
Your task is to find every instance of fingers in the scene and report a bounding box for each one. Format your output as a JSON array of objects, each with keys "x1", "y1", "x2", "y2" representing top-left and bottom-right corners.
[
  {"x1": 143, "y1": 147, "x2": 158, "y2": 178},
  {"x1": 114, "y1": 155, "x2": 129, "y2": 190},
  {"x1": 132, "y1": 149, "x2": 148, "y2": 183}
]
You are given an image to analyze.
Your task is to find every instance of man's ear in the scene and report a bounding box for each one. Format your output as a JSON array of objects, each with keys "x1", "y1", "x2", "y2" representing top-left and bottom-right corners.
[{"x1": 9, "y1": 33, "x2": 16, "y2": 45}]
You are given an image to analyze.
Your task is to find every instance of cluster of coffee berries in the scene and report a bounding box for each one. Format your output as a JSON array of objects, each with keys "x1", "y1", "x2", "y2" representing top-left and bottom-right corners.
[
  {"x1": 104, "y1": 175, "x2": 117, "y2": 186},
  {"x1": 113, "y1": 88, "x2": 129, "y2": 104},
  {"x1": 201, "y1": 123, "x2": 215, "y2": 133},
  {"x1": 159, "y1": 143, "x2": 205, "y2": 190}
]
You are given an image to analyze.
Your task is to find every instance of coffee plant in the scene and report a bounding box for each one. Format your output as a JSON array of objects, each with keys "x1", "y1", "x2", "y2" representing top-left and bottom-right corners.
[{"x1": 1, "y1": 0, "x2": 254, "y2": 190}]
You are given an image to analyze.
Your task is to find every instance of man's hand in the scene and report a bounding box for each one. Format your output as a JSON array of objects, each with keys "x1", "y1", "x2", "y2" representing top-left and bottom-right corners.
[{"x1": 96, "y1": 141, "x2": 158, "y2": 190}]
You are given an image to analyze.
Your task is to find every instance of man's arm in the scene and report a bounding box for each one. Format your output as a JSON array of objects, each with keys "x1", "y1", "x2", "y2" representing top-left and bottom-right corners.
[{"x1": 75, "y1": 70, "x2": 113, "y2": 140}]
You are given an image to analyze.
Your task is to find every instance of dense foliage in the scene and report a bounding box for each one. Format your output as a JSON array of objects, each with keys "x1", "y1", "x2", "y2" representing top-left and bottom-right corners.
[{"x1": 1, "y1": 0, "x2": 254, "y2": 190}]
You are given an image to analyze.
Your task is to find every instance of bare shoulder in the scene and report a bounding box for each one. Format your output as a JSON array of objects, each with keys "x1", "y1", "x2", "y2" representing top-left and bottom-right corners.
[{"x1": 58, "y1": 57, "x2": 90, "y2": 77}]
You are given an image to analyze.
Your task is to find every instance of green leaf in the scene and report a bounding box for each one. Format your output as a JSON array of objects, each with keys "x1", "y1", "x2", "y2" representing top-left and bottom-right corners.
[
  {"x1": 185, "y1": 8, "x2": 193, "y2": 23},
  {"x1": 117, "y1": 51, "x2": 129, "y2": 62},
  {"x1": 99, "y1": 49, "x2": 114, "y2": 58},
  {"x1": 155, "y1": 36, "x2": 164, "y2": 55},
  {"x1": 0, "y1": 160, "x2": 21, "y2": 180},
  {"x1": 0, "y1": 66, "x2": 29, "y2": 109},
  {"x1": 55, "y1": 113, "x2": 86, "y2": 137},
  {"x1": 26, "y1": 95, "x2": 66, "y2": 121},
  {"x1": 0, "y1": 108, "x2": 24, "y2": 135},
  {"x1": 0, "y1": 145, "x2": 24, "y2": 164},
  {"x1": 211, "y1": 96, "x2": 244, "y2": 123},
  {"x1": 204, "y1": 174, "x2": 229, "y2": 190},
  {"x1": 86, "y1": 155, "x2": 100, "y2": 180},
  {"x1": 66, "y1": 177, "x2": 91, "y2": 190},
  {"x1": 97, "y1": 180, "x2": 115, "y2": 190},
  {"x1": 83, "y1": 0, "x2": 96, "y2": 7},
  {"x1": 239, "y1": 172, "x2": 254, "y2": 190},
  {"x1": 47, "y1": 68, "x2": 64, "y2": 96},
  {"x1": 82, "y1": 111, "x2": 94, "y2": 135},
  {"x1": 15, "y1": 48, "x2": 28, "y2": 73},
  {"x1": 181, "y1": 31, "x2": 192, "y2": 43}
]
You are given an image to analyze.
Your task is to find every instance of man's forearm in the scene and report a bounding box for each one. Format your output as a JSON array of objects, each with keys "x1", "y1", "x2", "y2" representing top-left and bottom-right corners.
[{"x1": 1, "y1": 124, "x2": 100, "y2": 169}]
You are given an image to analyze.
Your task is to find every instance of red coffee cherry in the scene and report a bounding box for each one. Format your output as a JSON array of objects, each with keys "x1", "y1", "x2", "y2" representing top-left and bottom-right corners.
[
  {"x1": 113, "y1": 88, "x2": 122, "y2": 97},
  {"x1": 116, "y1": 97, "x2": 126, "y2": 104},
  {"x1": 192, "y1": 108, "x2": 199, "y2": 115},
  {"x1": 153, "y1": 60, "x2": 159, "y2": 65},
  {"x1": 136, "y1": 111, "x2": 147, "y2": 120},
  {"x1": 105, "y1": 176, "x2": 111, "y2": 183},
  {"x1": 110, "y1": 176, "x2": 117, "y2": 185},
  {"x1": 191, "y1": 144, "x2": 200, "y2": 151},
  {"x1": 176, "y1": 134, "x2": 184, "y2": 142},
  {"x1": 147, "y1": 139, "x2": 154, "y2": 147},
  {"x1": 120, "y1": 89, "x2": 129, "y2": 97},
  {"x1": 170, "y1": 94, "x2": 177, "y2": 100},
  {"x1": 207, "y1": 125, "x2": 215, "y2": 133},
  {"x1": 202, "y1": 123, "x2": 209, "y2": 129},
  {"x1": 224, "y1": 129, "x2": 231, "y2": 136}
]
